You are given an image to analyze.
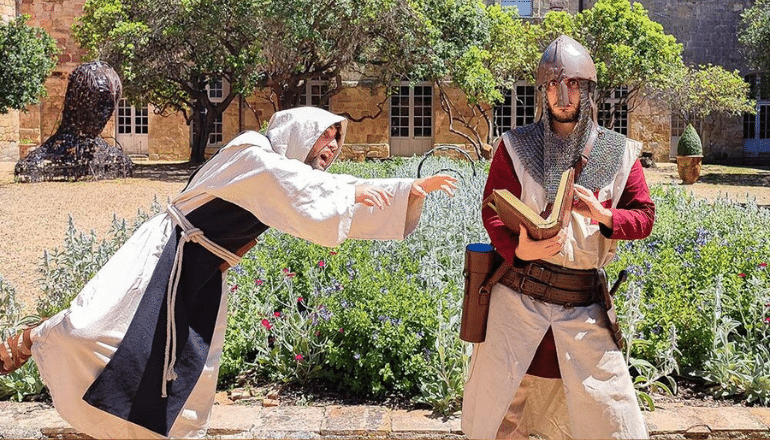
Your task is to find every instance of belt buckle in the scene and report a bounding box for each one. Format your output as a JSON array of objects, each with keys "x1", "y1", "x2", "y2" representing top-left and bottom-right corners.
[
  {"x1": 525, "y1": 263, "x2": 546, "y2": 281},
  {"x1": 519, "y1": 276, "x2": 546, "y2": 300}
]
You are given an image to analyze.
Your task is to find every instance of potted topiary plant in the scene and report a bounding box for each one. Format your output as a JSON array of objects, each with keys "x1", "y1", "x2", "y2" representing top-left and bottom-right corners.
[{"x1": 676, "y1": 123, "x2": 703, "y2": 184}]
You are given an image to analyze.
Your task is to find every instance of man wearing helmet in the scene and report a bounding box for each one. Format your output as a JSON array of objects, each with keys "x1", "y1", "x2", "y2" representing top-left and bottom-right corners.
[{"x1": 462, "y1": 36, "x2": 655, "y2": 438}]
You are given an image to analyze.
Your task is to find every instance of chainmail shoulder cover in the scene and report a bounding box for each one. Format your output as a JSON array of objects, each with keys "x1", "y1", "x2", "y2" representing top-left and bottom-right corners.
[{"x1": 503, "y1": 122, "x2": 628, "y2": 203}]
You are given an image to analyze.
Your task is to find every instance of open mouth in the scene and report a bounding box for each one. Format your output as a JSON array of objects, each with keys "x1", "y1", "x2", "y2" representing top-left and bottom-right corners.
[{"x1": 320, "y1": 150, "x2": 331, "y2": 164}]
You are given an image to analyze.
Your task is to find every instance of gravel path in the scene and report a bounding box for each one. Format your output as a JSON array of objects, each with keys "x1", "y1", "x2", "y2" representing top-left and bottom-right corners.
[
  {"x1": 0, "y1": 161, "x2": 190, "y2": 311},
  {"x1": 1, "y1": 159, "x2": 769, "y2": 313}
]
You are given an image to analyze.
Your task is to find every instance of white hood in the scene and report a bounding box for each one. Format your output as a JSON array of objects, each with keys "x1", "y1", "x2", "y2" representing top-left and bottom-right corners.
[{"x1": 265, "y1": 106, "x2": 348, "y2": 163}]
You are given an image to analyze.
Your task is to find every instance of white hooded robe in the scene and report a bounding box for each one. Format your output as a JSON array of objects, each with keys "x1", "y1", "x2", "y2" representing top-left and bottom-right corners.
[{"x1": 31, "y1": 107, "x2": 425, "y2": 438}]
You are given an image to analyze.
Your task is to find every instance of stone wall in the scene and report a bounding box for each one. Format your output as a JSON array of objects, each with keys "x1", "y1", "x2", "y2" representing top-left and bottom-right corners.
[
  {"x1": 149, "y1": 108, "x2": 190, "y2": 161},
  {"x1": 339, "y1": 144, "x2": 389, "y2": 162},
  {"x1": 628, "y1": 95, "x2": 671, "y2": 162},
  {"x1": 333, "y1": 85, "x2": 390, "y2": 144}
]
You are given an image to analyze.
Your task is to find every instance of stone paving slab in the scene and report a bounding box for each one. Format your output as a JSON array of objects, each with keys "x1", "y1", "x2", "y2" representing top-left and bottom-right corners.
[
  {"x1": 252, "y1": 406, "x2": 325, "y2": 439},
  {"x1": 2, "y1": 401, "x2": 770, "y2": 439},
  {"x1": 750, "y1": 407, "x2": 770, "y2": 429},
  {"x1": 391, "y1": 409, "x2": 452, "y2": 434},
  {"x1": 646, "y1": 405, "x2": 770, "y2": 438},
  {"x1": 321, "y1": 405, "x2": 390, "y2": 437}
]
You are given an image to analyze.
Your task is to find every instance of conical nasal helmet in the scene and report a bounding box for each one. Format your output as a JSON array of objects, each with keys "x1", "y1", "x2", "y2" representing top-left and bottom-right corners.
[{"x1": 535, "y1": 35, "x2": 597, "y2": 120}]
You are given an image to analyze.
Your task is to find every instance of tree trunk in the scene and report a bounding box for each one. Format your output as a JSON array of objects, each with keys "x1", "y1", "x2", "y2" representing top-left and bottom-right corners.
[{"x1": 190, "y1": 99, "x2": 211, "y2": 164}]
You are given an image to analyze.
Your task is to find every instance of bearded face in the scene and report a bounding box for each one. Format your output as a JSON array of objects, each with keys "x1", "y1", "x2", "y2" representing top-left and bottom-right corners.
[{"x1": 545, "y1": 78, "x2": 581, "y2": 124}]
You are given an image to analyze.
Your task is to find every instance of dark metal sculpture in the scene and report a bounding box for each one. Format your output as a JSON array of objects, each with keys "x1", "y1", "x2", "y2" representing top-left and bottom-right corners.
[{"x1": 14, "y1": 61, "x2": 133, "y2": 182}]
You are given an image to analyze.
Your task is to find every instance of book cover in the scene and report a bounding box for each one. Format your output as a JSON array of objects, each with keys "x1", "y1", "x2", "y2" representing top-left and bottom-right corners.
[{"x1": 484, "y1": 167, "x2": 575, "y2": 240}]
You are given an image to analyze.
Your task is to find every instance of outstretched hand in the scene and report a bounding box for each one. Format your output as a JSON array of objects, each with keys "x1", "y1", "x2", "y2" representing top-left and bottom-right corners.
[
  {"x1": 411, "y1": 174, "x2": 458, "y2": 197},
  {"x1": 355, "y1": 185, "x2": 394, "y2": 209}
]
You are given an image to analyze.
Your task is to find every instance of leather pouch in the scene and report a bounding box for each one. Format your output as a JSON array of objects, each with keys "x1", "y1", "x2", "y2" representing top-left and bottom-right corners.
[{"x1": 460, "y1": 243, "x2": 503, "y2": 343}]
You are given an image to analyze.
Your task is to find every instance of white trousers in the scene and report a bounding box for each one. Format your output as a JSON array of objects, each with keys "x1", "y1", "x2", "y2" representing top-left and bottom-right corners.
[{"x1": 462, "y1": 283, "x2": 647, "y2": 439}]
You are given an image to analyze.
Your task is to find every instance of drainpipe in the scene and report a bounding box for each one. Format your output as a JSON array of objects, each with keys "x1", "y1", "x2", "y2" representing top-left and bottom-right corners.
[{"x1": 578, "y1": 0, "x2": 584, "y2": 12}]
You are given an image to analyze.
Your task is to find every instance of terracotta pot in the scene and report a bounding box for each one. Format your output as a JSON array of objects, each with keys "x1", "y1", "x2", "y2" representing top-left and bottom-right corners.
[{"x1": 676, "y1": 155, "x2": 703, "y2": 185}]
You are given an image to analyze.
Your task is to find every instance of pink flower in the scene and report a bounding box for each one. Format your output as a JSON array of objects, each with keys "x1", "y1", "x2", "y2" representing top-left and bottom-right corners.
[
  {"x1": 339, "y1": 328, "x2": 344, "y2": 333},
  {"x1": 255, "y1": 279, "x2": 264, "y2": 286},
  {"x1": 298, "y1": 297, "x2": 304, "y2": 302},
  {"x1": 261, "y1": 319, "x2": 272, "y2": 330},
  {"x1": 329, "y1": 251, "x2": 338, "y2": 256},
  {"x1": 760, "y1": 262, "x2": 768, "y2": 268},
  {"x1": 318, "y1": 261, "x2": 326, "y2": 268},
  {"x1": 282, "y1": 268, "x2": 289, "y2": 273},
  {"x1": 295, "y1": 354, "x2": 304, "y2": 361},
  {"x1": 738, "y1": 273, "x2": 746, "y2": 278},
  {"x1": 287, "y1": 272, "x2": 296, "y2": 278},
  {"x1": 230, "y1": 285, "x2": 238, "y2": 292},
  {"x1": 765, "y1": 317, "x2": 770, "y2": 324},
  {"x1": 274, "y1": 311, "x2": 281, "y2": 317}
]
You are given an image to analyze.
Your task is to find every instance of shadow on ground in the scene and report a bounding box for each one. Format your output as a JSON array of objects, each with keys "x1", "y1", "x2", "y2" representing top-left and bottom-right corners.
[
  {"x1": 697, "y1": 172, "x2": 770, "y2": 188},
  {"x1": 131, "y1": 161, "x2": 201, "y2": 182}
]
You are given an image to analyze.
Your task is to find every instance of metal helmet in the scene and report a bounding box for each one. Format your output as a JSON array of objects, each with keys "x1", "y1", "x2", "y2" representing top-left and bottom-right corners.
[{"x1": 535, "y1": 35, "x2": 597, "y2": 121}]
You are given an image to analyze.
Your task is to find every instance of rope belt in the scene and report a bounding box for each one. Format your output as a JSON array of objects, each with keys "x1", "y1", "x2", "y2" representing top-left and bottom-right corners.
[
  {"x1": 162, "y1": 204, "x2": 241, "y2": 398},
  {"x1": 498, "y1": 261, "x2": 601, "y2": 308}
]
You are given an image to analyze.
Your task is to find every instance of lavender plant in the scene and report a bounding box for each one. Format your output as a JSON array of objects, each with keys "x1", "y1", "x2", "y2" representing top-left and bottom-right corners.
[
  {"x1": 697, "y1": 275, "x2": 770, "y2": 404},
  {"x1": 0, "y1": 277, "x2": 44, "y2": 400}
]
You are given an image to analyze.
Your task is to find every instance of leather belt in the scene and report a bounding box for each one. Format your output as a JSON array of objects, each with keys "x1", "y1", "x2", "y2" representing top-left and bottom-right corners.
[{"x1": 498, "y1": 261, "x2": 601, "y2": 308}]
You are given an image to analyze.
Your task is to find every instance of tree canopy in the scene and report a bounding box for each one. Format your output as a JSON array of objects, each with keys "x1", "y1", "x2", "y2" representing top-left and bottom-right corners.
[
  {"x1": 651, "y1": 63, "x2": 755, "y2": 131},
  {"x1": 571, "y1": 0, "x2": 682, "y2": 124},
  {"x1": 739, "y1": 0, "x2": 770, "y2": 72},
  {"x1": 0, "y1": 15, "x2": 59, "y2": 114},
  {"x1": 74, "y1": 0, "x2": 426, "y2": 162},
  {"x1": 425, "y1": 0, "x2": 682, "y2": 153}
]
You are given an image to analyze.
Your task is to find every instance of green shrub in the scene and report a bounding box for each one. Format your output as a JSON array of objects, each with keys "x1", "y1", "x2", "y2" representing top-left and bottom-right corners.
[
  {"x1": 676, "y1": 123, "x2": 703, "y2": 156},
  {"x1": 609, "y1": 186, "x2": 770, "y2": 375},
  {"x1": 224, "y1": 156, "x2": 486, "y2": 404},
  {"x1": 0, "y1": 277, "x2": 45, "y2": 400}
]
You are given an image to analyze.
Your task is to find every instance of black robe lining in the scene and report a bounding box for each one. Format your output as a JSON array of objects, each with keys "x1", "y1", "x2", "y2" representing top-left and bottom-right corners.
[{"x1": 83, "y1": 197, "x2": 268, "y2": 436}]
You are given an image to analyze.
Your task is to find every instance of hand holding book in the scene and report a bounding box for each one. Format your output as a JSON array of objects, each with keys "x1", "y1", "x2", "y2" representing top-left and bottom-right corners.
[
  {"x1": 515, "y1": 226, "x2": 567, "y2": 261},
  {"x1": 483, "y1": 167, "x2": 575, "y2": 241}
]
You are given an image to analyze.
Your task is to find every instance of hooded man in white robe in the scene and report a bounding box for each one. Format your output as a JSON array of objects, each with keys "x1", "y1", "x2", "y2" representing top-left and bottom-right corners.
[{"x1": 1, "y1": 107, "x2": 456, "y2": 438}]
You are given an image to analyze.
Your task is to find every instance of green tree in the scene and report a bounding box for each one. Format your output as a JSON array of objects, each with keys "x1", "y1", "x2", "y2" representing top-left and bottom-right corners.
[
  {"x1": 531, "y1": 0, "x2": 682, "y2": 129},
  {"x1": 652, "y1": 63, "x2": 755, "y2": 130},
  {"x1": 578, "y1": 0, "x2": 681, "y2": 128},
  {"x1": 74, "y1": 0, "x2": 421, "y2": 163},
  {"x1": 739, "y1": 0, "x2": 770, "y2": 71},
  {"x1": 412, "y1": 0, "x2": 535, "y2": 157},
  {"x1": 74, "y1": 0, "x2": 266, "y2": 163},
  {"x1": 0, "y1": 15, "x2": 59, "y2": 114}
]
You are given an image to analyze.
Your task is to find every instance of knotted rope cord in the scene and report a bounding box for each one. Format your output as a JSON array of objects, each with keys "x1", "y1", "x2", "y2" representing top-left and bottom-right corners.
[{"x1": 162, "y1": 204, "x2": 241, "y2": 398}]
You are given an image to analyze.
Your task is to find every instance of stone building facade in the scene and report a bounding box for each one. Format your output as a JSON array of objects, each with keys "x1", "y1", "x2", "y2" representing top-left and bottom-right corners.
[{"x1": 0, "y1": 0, "x2": 761, "y2": 163}]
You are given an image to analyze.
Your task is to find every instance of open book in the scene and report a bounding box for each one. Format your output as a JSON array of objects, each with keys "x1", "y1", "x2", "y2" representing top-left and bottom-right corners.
[{"x1": 483, "y1": 167, "x2": 575, "y2": 241}]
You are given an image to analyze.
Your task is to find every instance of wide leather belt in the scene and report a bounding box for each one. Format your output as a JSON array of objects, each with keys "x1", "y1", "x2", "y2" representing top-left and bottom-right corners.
[{"x1": 498, "y1": 261, "x2": 601, "y2": 307}]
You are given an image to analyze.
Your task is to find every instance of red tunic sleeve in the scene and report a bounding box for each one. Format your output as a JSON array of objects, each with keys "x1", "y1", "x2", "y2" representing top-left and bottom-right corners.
[
  {"x1": 602, "y1": 159, "x2": 655, "y2": 240},
  {"x1": 482, "y1": 143, "x2": 521, "y2": 264}
]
